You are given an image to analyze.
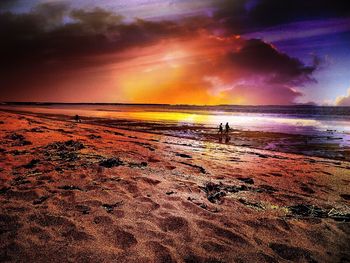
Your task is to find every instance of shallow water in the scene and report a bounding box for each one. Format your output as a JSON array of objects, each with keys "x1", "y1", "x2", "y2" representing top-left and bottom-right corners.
[
  {"x1": 1, "y1": 104, "x2": 350, "y2": 149},
  {"x1": 0, "y1": 104, "x2": 350, "y2": 160}
]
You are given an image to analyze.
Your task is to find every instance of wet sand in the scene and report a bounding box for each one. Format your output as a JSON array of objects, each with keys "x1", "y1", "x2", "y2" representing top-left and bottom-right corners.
[
  {"x1": 0, "y1": 110, "x2": 350, "y2": 262},
  {"x1": 1, "y1": 106, "x2": 349, "y2": 161}
]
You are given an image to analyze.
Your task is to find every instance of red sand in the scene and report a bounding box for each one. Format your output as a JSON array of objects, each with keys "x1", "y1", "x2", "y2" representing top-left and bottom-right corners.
[{"x1": 0, "y1": 111, "x2": 349, "y2": 262}]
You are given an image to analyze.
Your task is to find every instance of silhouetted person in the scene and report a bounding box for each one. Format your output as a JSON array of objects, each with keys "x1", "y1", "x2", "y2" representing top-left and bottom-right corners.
[
  {"x1": 225, "y1": 122, "x2": 230, "y2": 134},
  {"x1": 74, "y1": 114, "x2": 81, "y2": 123},
  {"x1": 218, "y1": 123, "x2": 223, "y2": 134}
]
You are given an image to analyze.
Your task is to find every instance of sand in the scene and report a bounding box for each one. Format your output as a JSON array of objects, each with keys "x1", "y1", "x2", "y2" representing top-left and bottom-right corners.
[{"x1": 0, "y1": 110, "x2": 349, "y2": 262}]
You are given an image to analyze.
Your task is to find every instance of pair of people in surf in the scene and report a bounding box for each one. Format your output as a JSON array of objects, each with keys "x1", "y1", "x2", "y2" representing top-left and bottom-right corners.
[
  {"x1": 218, "y1": 122, "x2": 231, "y2": 143},
  {"x1": 218, "y1": 122, "x2": 230, "y2": 135}
]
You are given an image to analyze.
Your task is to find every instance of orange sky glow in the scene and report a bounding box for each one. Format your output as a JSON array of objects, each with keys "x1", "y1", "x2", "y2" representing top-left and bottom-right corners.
[
  {"x1": 83, "y1": 34, "x2": 249, "y2": 105},
  {"x1": 1, "y1": 0, "x2": 350, "y2": 105},
  {"x1": 37, "y1": 30, "x2": 308, "y2": 105}
]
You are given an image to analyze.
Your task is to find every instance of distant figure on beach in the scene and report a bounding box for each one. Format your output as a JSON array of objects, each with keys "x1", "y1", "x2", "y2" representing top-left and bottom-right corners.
[
  {"x1": 218, "y1": 123, "x2": 223, "y2": 134},
  {"x1": 224, "y1": 122, "x2": 231, "y2": 143},
  {"x1": 74, "y1": 114, "x2": 81, "y2": 123},
  {"x1": 218, "y1": 123, "x2": 224, "y2": 143},
  {"x1": 225, "y1": 122, "x2": 230, "y2": 134}
]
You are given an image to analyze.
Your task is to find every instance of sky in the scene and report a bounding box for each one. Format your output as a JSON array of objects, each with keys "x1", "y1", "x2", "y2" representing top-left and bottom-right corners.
[{"x1": 1, "y1": 0, "x2": 350, "y2": 105}]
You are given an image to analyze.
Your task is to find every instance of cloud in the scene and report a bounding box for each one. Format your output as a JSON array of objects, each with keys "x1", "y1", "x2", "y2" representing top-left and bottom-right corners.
[
  {"x1": 227, "y1": 39, "x2": 316, "y2": 84},
  {"x1": 198, "y1": 37, "x2": 317, "y2": 105},
  {"x1": 0, "y1": 0, "x2": 19, "y2": 9},
  {"x1": 0, "y1": 3, "x2": 202, "y2": 101},
  {"x1": 212, "y1": 0, "x2": 350, "y2": 34},
  {"x1": 335, "y1": 89, "x2": 350, "y2": 106},
  {"x1": 0, "y1": 3, "x2": 194, "y2": 84},
  {"x1": 243, "y1": 18, "x2": 350, "y2": 43},
  {"x1": 220, "y1": 84, "x2": 302, "y2": 105},
  {"x1": 0, "y1": 3, "x2": 192, "y2": 68},
  {"x1": 117, "y1": 35, "x2": 316, "y2": 105},
  {"x1": 70, "y1": 7, "x2": 123, "y2": 33},
  {"x1": 0, "y1": 3, "x2": 319, "y2": 104},
  {"x1": 249, "y1": 0, "x2": 350, "y2": 27}
]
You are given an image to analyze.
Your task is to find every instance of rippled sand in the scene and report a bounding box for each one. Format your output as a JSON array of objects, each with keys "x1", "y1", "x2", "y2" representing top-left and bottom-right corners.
[{"x1": 0, "y1": 111, "x2": 349, "y2": 262}]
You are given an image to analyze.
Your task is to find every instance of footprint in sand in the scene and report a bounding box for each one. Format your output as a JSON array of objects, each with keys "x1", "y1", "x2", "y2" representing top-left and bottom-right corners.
[
  {"x1": 29, "y1": 213, "x2": 75, "y2": 228},
  {"x1": 160, "y1": 216, "x2": 189, "y2": 232},
  {"x1": 196, "y1": 220, "x2": 249, "y2": 246},
  {"x1": 269, "y1": 243, "x2": 315, "y2": 262},
  {"x1": 147, "y1": 241, "x2": 174, "y2": 263},
  {"x1": 29, "y1": 226, "x2": 51, "y2": 241},
  {"x1": 201, "y1": 241, "x2": 228, "y2": 253},
  {"x1": 29, "y1": 213, "x2": 92, "y2": 242},
  {"x1": 300, "y1": 183, "x2": 315, "y2": 194},
  {"x1": 109, "y1": 228, "x2": 138, "y2": 250},
  {"x1": 61, "y1": 227, "x2": 92, "y2": 242}
]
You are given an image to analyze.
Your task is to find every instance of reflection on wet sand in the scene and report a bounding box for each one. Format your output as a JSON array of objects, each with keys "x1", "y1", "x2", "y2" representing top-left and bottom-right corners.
[{"x1": 1, "y1": 104, "x2": 350, "y2": 160}]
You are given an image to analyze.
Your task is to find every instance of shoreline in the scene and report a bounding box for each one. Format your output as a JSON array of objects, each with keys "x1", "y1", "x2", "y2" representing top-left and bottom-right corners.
[{"x1": 1, "y1": 108, "x2": 349, "y2": 162}]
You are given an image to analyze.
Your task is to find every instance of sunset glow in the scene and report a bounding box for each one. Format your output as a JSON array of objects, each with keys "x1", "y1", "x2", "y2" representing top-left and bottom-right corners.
[
  {"x1": 1, "y1": 0, "x2": 350, "y2": 105},
  {"x1": 1, "y1": 2, "x2": 350, "y2": 261}
]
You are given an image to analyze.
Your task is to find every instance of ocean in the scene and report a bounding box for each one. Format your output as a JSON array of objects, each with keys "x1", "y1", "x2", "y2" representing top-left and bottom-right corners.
[{"x1": 2, "y1": 103, "x2": 350, "y2": 132}]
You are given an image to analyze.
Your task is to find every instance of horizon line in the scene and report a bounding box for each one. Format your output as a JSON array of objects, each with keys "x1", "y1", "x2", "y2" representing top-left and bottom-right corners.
[{"x1": 1, "y1": 101, "x2": 343, "y2": 107}]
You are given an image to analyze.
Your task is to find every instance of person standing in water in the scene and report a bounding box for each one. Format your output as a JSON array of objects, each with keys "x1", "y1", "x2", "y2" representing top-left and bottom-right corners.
[
  {"x1": 224, "y1": 122, "x2": 230, "y2": 143},
  {"x1": 218, "y1": 123, "x2": 223, "y2": 134},
  {"x1": 74, "y1": 115, "x2": 81, "y2": 123},
  {"x1": 218, "y1": 123, "x2": 224, "y2": 143},
  {"x1": 225, "y1": 122, "x2": 230, "y2": 134}
]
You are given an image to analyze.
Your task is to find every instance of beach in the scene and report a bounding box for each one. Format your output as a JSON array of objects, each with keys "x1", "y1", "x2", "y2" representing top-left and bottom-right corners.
[
  {"x1": 1, "y1": 109, "x2": 350, "y2": 262},
  {"x1": 1, "y1": 104, "x2": 350, "y2": 161}
]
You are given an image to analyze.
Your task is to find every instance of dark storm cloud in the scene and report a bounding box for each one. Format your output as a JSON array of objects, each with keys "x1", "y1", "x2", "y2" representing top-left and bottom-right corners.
[
  {"x1": 250, "y1": 0, "x2": 350, "y2": 27},
  {"x1": 0, "y1": 2, "x2": 70, "y2": 66},
  {"x1": 1, "y1": 1, "x2": 328, "y2": 70},
  {"x1": 228, "y1": 39, "x2": 317, "y2": 85},
  {"x1": 214, "y1": 0, "x2": 350, "y2": 33},
  {"x1": 0, "y1": 3, "x2": 199, "y2": 101},
  {"x1": 0, "y1": 3, "x2": 189, "y2": 71},
  {"x1": 200, "y1": 37, "x2": 318, "y2": 105},
  {"x1": 212, "y1": 0, "x2": 249, "y2": 33},
  {"x1": 0, "y1": 1, "x2": 319, "y2": 103},
  {"x1": 0, "y1": 0, "x2": 18, "y2": 9}
]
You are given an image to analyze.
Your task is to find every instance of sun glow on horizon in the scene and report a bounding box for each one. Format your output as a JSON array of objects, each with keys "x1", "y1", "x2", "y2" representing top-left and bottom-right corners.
[{"x1": 113, "y1": 35, "x2": 248, "y2": 105}]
